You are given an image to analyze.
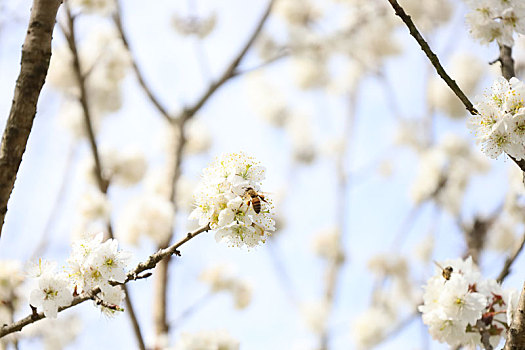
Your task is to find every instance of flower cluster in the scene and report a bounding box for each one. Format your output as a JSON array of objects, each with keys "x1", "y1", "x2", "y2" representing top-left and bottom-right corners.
[
  {"x1": 464, "y1": 0, "x2": 525, "y2": 46},
  {"x1": 468, "y1": 77, "x2": 525, "y2": 160},
  {"x1": 419, "y1": 257, "x2": 518, "y2": 348},
  {"x1": 29, "y1": 233, "x2": 130, "y2": 318},
  {"x1": 189, "y1": 152, "x2": 275, "y2": 248}
]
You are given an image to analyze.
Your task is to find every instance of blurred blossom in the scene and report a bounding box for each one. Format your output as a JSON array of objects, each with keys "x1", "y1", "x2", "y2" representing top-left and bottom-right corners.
[
  {"x1": 275, "y1": 0, "x2": 321, "y2": 26},
  {"x1": 172, "y1": 13, "x2": 217, "y2": 39},
  {"x1": 246, "y1": 74, "x2": 290, "y2": 128},
  {"x1": 173, "y1": 329, "x2": 240, "y2": 350},
  {"x1": 69, "y1": 0, "x2": 116, "y2": 15},
  {"x1": 398, "y1": 0, "x2": 452, "y2": 33},
  {"x1": 413, "y1": 233, "x2": 435, "y2": 263},
  {"x1": 116, "y1": 194, "x2": 174, "y2": 245},
  {"x1": 351, "y1": 306, "x2": 395, "y2": 349},
  {"x1": 286, "y1": 112, "x2": 317, "y2": 164},
  {"x1": 184, "y1": 118, "x2": 212, "y2": 155},
  {"x1": 23, "y1": 315, "x2": 82, "y2": 350},
  {"x1": 301, "y1": 300, "x2": 329, "y2": 334},
  {"x1": 49, "y1": 26, "x2": 130, "y2": 138},
  {"x1": 311, "y1": 227, "x2": 345, "y2": 263},
  {"x1": 78, "y1": 189, "x2": 111, "y2": 221},
  {"x1": 464, "y1": 0, "x2": 525, "y2": 46},
  {"x1": 100, "y1": 147, "x2": 147, "y2": 187},
  {"x1": 368, "y1": 253, "x2": 408, "y2": 279},
  {"x1": 200, "y1": 264, "x2": 252, "y2": 310},
  {"x1": 410, "y1": 134, "x2": 488, "y2": 215}
]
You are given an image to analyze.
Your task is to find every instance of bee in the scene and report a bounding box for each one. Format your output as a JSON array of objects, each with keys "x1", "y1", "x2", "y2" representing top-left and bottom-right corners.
[
  {"x1": 434, "y1": 261, "x2": 453, "y2": 280},
  {"x1": 243, "y1": 187, "x2": 268, "y2": 214}
]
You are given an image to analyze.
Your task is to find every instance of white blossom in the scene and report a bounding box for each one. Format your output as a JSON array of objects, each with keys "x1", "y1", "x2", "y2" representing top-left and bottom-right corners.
[
  {"x1": 464, "y1": 0, "x2": 525, "y2": 46},
  {"x1": 469, "y1": 77, "x2": 525, "y2": 160},
  {"x1": 189, "y1": 152, "x2": 275, "y2": 248},
  {"x1": 68, "y1": 232, "x2": 131, "y2": 294},
  {"x1": 419, "y1": 257, "x2": 517, "y2": 347},
  {"x1": 29, "y1": 272, "x2": 73, "y2": 319}
]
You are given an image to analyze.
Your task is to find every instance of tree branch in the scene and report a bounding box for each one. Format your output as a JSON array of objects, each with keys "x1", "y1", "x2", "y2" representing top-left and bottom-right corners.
[
  {"x1": 498, "y1": 44, "x2": 516, "y2": 81},
  {"x1": 182, "y1": 0, "x2": 275, "y2": 119},
  {"x1": 151, "y1": 0, "x2": 275, "y2": 336},
  {"x1": 497, "y1": 231, "x2": 525, "y2": 283},
  {"x1": 0, "y1": 0, "x2": 62, "y2": 238},
  {"x1": 504, "y1": 282, "x2": 525, "y2": 350},
  {"x1": 112, "y1": 0, "x2": 173, "y2": 123},
  {"x1": 384, "y1": 0, "x2": 477, "y2": 116},
  {"x1": 61, "y1": 4, "x2": 144, "y2": 348},
  {"x1": 0, "y1": 223, "x2": 210, "y2": 338}
]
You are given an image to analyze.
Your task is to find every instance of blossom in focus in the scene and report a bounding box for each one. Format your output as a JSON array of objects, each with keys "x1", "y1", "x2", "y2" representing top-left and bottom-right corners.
[
  {"x1": 68, "y1": 232, "x2": 131, "y2": 294},
  {"x1": 419, "y1": 256, "x2": 518, "y2": 348},
  {"x1": 468, "y1": 77, "x2": 525, "y2": 160},
  {"x1": 29, "y1": 272, "x2": 73, "y2": 319},
  {"x1": 189, "y1": 152, "x2": 275, "y2": 248}
]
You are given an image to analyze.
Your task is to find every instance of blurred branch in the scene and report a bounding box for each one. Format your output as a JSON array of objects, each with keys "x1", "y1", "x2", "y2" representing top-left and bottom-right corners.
[
  {"x1": 62, "y1": 4, "x2": 144, "y2": 348},
  {"x1": 30, "y1": 143, "x2": 78, "y2": 260},
  {"x1": 319, "y1": 91, "x2": 358, "y2": 350},
  {"x1": 498, "y1": 44, "x2": 515, "y2": 81},
  {"x1": 181, "y1": 0, "x2": 275, "y2": 119},
  {"x1": 170, "y1": 292, "x2": 213, "y2": 330},
  {"x1": 0, "y1": 0, "x2": 62, "y2": 238},
  {"x1": 113, "y1": 0, "x2": 173, "y2": 123},
  {"x1": 231, "y1": 50, "x2": 289, "y2": 78},
  {"x1": 152, "y1": 0, "x2": 276, "y2": 337},
  {"x1": 267, "y1": 240, "x2": 298, "y2": 306},
  {"x1": 0, "y1": 223, "x2": 210, "y2": 339},
  {"x1": 503, "y1": 282, "x2": 525, "y2": 350},
  {"x1": 497, "y1": 231, "x2": 525, "y2": 283},
  {"x1": 384, "y1": 0, "x2": 477, "y2": 116}
]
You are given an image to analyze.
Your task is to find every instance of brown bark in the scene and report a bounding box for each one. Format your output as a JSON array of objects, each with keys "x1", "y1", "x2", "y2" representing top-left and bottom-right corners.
[
  {"x1": 0, "y1": 0, "x2": 62, "y2": 238},
  {"x1": 504, "y1": 282, "x2": 525, "y2": 350}
]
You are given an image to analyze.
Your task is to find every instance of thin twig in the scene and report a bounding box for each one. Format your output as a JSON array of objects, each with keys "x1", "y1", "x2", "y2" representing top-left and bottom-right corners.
[
  {"x1": 0, "y1": 0, "x2": 62, "y2": 238},
  {"x1": 151, "y1": 0, "x2": 276, "y2": 336},
  {"x1": 497, "y1": 231, "x2": 525, "y2": 283},
  {"x1": 112, "y1": 0, "x2": 173, "y2": 123},
  {"x1": 170, "y1": 292, "x2": 213, "y2": 330},
  {"x1": 181, "y1": 0, "x2": 275, "y2": 119},
  {"x1": 319, "y1": 91, "x2": 358, "y2": 350},
  {"x1": 0, "y1": 224, "x2": 210, "y2": 339},
  {"x1": 384, "y1": 0, "x2": 477, "y2": 116},
  {"x1": 30, "y1": 143, "x2": 78, "y2": 260},
  {"x1": 61, "y1": 4, "x2": 144, "y2": 348},
  {"x1": 62, "y1": 4, "x2": 108, "y2": 193}
]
